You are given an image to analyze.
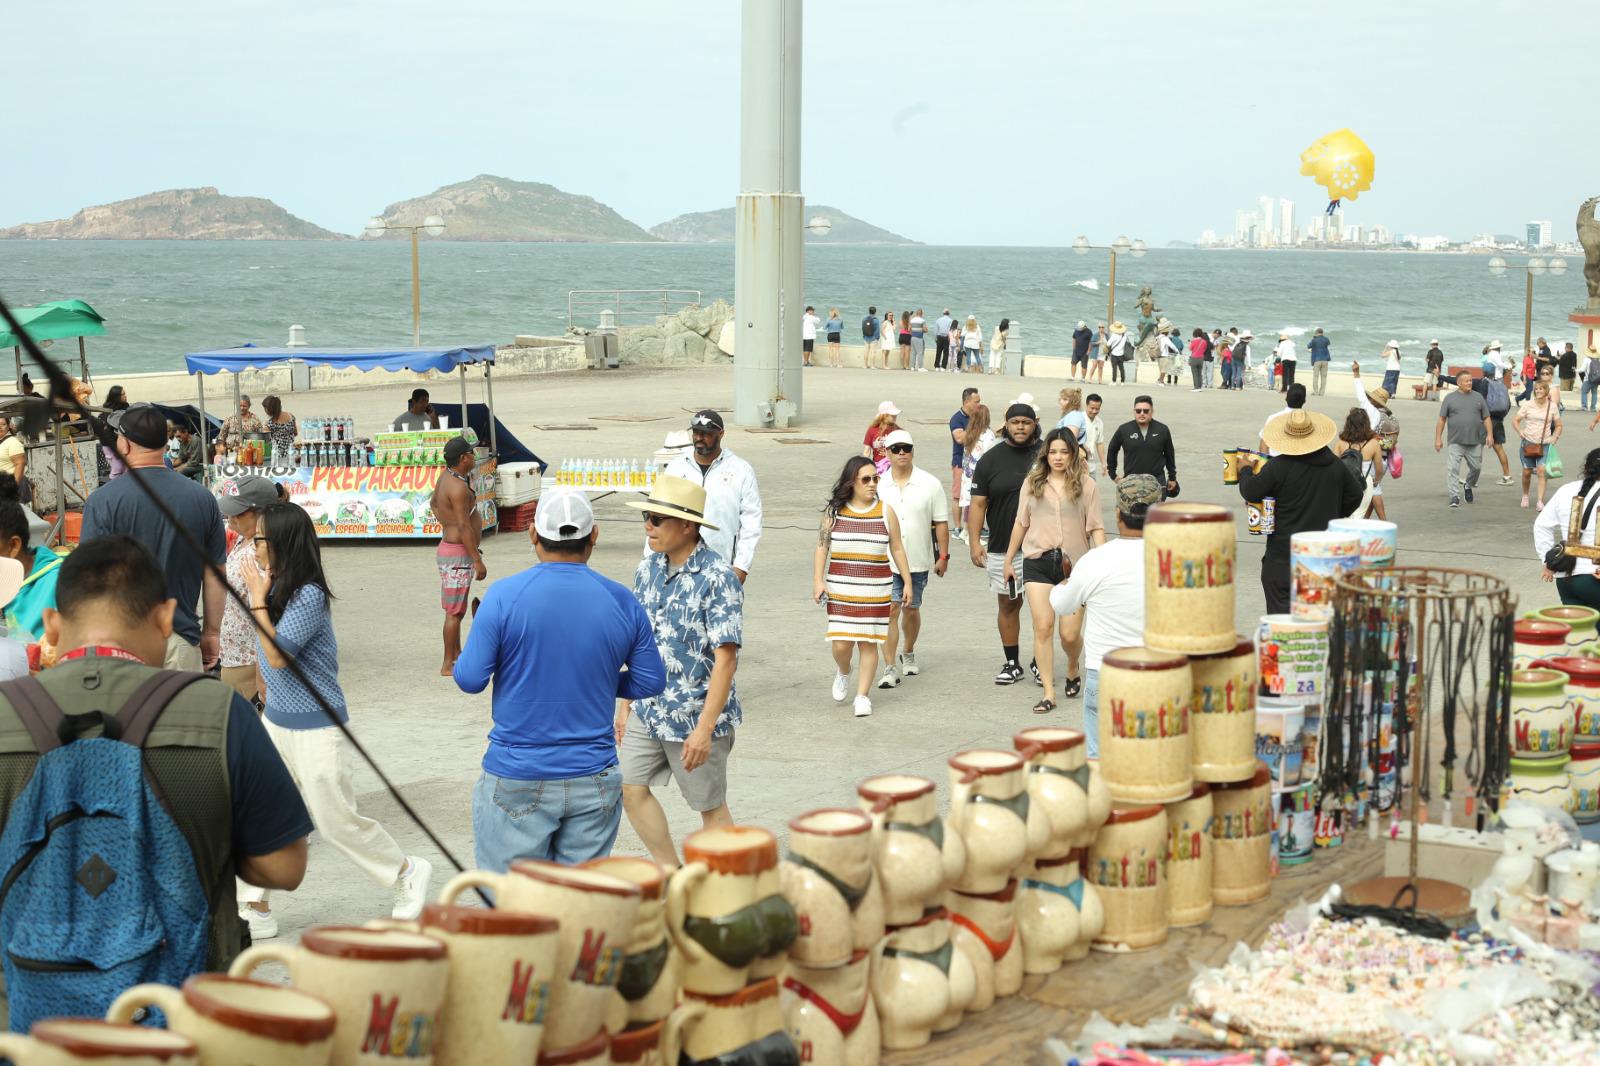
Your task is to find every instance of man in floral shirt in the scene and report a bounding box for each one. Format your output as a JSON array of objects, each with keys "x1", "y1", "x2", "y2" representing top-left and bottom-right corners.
[{"x1": 618, "y1": 475, "x2": 744, "y2": 867}]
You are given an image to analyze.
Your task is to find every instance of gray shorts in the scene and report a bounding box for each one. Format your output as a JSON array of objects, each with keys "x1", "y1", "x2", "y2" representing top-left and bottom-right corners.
[
  {"x1": 619, "y1": 713, "x2": 733, "y2": 812},
  {"x1": 985, "y1": 552, "x2": 1021, "y2": 598}
]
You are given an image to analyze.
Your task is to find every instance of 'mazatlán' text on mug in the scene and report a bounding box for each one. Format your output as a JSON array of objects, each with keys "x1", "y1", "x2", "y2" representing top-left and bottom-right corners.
[
  {"x1": 1152, "y1": 546, "x2": 1234, "y2": 589},
  {"x1": 1105, "y1": 697, "x2": 1189, "y2": 739},
  {"x1": 361, "y1": 994, "x2": 436, "y2": 1059}
]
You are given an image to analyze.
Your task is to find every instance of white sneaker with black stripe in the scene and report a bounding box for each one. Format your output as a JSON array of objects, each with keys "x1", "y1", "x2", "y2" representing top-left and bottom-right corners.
[
  {"x1": 994, "y1": 661, "x2": 1024, "y2": 686},
  {"x1": 898, "y1": 651, "x2": 919, "y2": 676},
  {"x1": 877, "y1": 666, "x2": 901, "y2": 689}
]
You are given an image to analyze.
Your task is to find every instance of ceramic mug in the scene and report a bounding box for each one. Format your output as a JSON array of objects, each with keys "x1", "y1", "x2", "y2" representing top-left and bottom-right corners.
[
  {"x1": 1511, "y1": 668, "x2": 1573, "y2": 758},
  {"x1": 1017, "y1": 849, "x2": 1101, "y2": 971},
  {"x1": 947, "y1": 879, "x2": 1023, "y2": 1013},
  {"x1": 1143, "y1": 502, "x2": 1238, "y2": 654},
  {"x1": 535, "y1": 1030, "x2": 610, "y2": 1066},
  {"x1": 666, "y1": 826, "x2": 797, "y2": 997},
  {"x1": 873, "y1": 907, "x2": 972, "y2": 1049},
  {"x1": 856, "y1": 774, "x2": 966, "y2": 925},
  {"x1": 0, "y1": 1020, "x2": 197, "y2": 1066},
  {"x1": 664, "y1": 977, "x2": 797, "y2": 1065},
  {"x1": 1011, "y1": 728, "x2": 1092, "y2": 857},
  {"x1": 439, "y1": 861, "x2": 640, "y2": 1049},
  {"x1": 107, "y1": 974, "x2": 335, "y2": 1066},
  {"x1": 228, "y1": 927, "x2": 446, "y2": 1065},
  {"x1": 583, "y1": 856, "x2": 676, "y2": 1031},
  {"x1": 372, "y1": 903, "x2": 562, "y2": 1066},
  {"x1": 947, "y1": 750, "x2": 1049, "y2": 894},
  {"x1": 608, "y1": 1019, "x2": 666, "y2": 1066},
  {"x1": 781, "y1": 949, "x2": 879, "y2": 1066},
  {"x1": 781, "y1": 808, "x2": 884, "y2": 968},
  {"x1": 1097, "y1": 648, "x2": 1195, "y2": 804}
]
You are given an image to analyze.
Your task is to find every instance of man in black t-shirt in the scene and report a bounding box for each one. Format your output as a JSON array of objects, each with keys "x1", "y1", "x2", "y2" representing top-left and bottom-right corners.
[{"x1": 967, "y1": 404, "x2": 1041, "y2": 685}]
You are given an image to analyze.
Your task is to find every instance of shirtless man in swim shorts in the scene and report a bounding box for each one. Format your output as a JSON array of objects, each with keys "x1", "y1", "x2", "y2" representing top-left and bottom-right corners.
[{"x1": 431, "y1": 436, "x2": 485, "y2": 674}]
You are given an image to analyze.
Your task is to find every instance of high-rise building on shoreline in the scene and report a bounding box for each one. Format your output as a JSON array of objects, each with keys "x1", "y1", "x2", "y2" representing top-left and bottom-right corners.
[
  {"x1": 1279, "y1": 199, "x2": 1295, "y2": 247},
  {"x1": 1527, "y1": 220, "x2": 1552, "y2": 248}
]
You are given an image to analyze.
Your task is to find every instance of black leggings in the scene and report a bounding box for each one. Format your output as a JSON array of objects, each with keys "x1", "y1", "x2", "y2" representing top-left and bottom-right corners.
[
  {"x1": 1280, "y1": 362, "x2": 1296, "y2": 392},
  {"x1": 1190, "y1": 360, "x2": 1204, "y2": 389},
  {"x1": 1557, "y1": 575, "x2": 1600, "y2": 611},
  {"x1": 934, "y1": 335, "x2": 950, "y2": 369},
  {"x1": 1111, "y1": 356, "x2": 1126, "y2": 383}
]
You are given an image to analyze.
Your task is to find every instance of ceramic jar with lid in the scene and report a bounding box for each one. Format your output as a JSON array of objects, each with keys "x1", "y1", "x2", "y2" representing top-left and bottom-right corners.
[
  {"x1": 780, "y1": 809, "x2": 884, "y2": 968},
  {"x1": 1533, "y1": 656, "x2": 1600, "y2": 741},
  {"x1": 947, "y1": 879, "x2": 1022, "y2": 1013},
  {"x1": 1515, "y1": 618, "x2": 1572, "y2": 669},
  {"x1": 1143, "y1": 503, "x2": 1238, "y2": 654},
  {"x1": 1187, "y1": 636, "x2": 1259, "y2": 783},
  {"x1": 1098, "y1": 648, "x2": 1194, "y2": 804},
  {"x1": 947, "y1": 750, "x2": 1049, "y2": 894},
  {"x1": 1511, "y1": 668, "x2": 1573, "y2": 759},
  {"x1": 1529, "y1": 605, "x2": 1600, "y2": 652},
  {"x1": 1570, "y1": 743, "x2": 1600, "y2": 823},
  {"x1": 856, "y1": 775, "x2": 966, "y2": 926},
  {"x1": 1012, "y1": 728, "x2": 1093, "y2": 859},
  {"x1": 1164, "y1": 784, "x2": 1214, "y2": 928},
  {"x1": 1505, "y1": 755, "x2": 1573, "y2": 813},
  {"x1": 1210, "y1": 765, "x2": 1272, "y2": 906},
  {"x1": 1088, "y1": 804, "x2": 1169, "y2": 953}
]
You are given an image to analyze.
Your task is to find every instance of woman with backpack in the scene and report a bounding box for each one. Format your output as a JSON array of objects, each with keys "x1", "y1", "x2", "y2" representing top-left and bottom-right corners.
[
  {"x1": 1535, "y1": 446, "x2": 1600, "y2": 609},
  {"x1": 1514, "y1": 378, "x2": 1563, "y2": 510},
  {"x1": 1331, "y1": 408, "x2": 1387, "y2": 520},
  {"x1": 238, "y1": 502, "x2": 430, "y2": 932}
]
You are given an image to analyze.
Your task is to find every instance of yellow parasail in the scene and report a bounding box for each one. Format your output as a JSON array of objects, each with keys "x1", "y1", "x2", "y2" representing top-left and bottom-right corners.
[{"x1": 1298, "y1": 128, "x2": 1375, "y2": 208}]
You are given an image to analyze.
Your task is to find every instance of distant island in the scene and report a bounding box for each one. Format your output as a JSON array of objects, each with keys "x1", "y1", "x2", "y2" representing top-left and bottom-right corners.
[
  {"x1": 363, "y1": 175, "x2": 656, "y2": 243},
  {"x1": 650, "y1": 205, "x2": 918, "y2": 244},
  {"x1": 0, "y1": 187, "x2": 342, "y2": 241}
]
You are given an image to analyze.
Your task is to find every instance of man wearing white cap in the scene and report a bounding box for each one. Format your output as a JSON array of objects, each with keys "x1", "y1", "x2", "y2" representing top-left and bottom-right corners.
[
  {"x1": 875, "y1": 429, "x2": 950, "y2": 689},
  {"x1": 1381, "y1": 340, "x2": 1403, "y2": 397},
  {"x1": 453, "y1": 487, "x2": 666, "y2": 869},
  {"x1": 663, "y1": 409, "x2": 762, "y2": 583}
]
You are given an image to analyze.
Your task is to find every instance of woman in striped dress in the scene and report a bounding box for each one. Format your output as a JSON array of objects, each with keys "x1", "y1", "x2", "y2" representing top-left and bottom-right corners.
[{"x1": 813, "y1": 456, "x2": 913, "y2": 718}]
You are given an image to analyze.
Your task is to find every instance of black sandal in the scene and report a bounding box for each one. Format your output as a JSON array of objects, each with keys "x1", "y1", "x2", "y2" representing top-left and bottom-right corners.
[
  {"x1": 1032, "y1": 698, "x2": 1056, "y2": 715},
  {"x1": 1064, "y1": 677, "x2": 1082, "y2": 699}
]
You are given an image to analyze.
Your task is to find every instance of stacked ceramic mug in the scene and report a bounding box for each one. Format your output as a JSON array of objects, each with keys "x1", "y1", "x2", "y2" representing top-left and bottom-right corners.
[{"x1": 1523, "y1": 606, "x2": 1600, "y2": 820}]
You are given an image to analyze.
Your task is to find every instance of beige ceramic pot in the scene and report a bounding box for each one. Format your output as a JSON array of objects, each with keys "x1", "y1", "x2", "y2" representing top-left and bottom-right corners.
[
  {"x1": 1098, "y1": 648, "x2": 1195, "y2": 804},
  {"x1": 438, "y1": 861, "x2": 640, "y2": 1049},
  {"x1": 608, "y1": 1018, "x2": 665, "y2": 1066},
  {"x1": 1511, "y1": 668, "x2": 1575, "y2": 758},
  {"x1": 1143, "y1": 502, "x2": 1238, "y2": 654},
  {"x1": 584, "y1": 856, "x2": 676, "y2": 1031},
  {"x1": 872, "y1": 908, "x2": 961, "y2": 1050},
  {"x1": 107, "y1": 975, "x2": 333, "y2": 1066},
  {"x1": 948, "y1": 878, "x2": 1023, "y2": 1012},
  {"x1": 1534, "y1": 655, "x2": 1600, "y2": 742},
  {"x1": 781, "y1": 948, "x2": 880, "y2": 1066},
  {"x1": 664, "y1": 977, "x2": 794, "y2": 1063},
  {"x1": 1164, "y1": 784, "x2": 1215, "y2": 927},
  {"x1": 1531, "y1": 605, "x2": 1600, "y2": 652},
  {"x1": 1211, "y1": 765, "x2": 1273, "y2": 906},
  {"x1": 857, "y1": 775, "x2": 967, "y2": 925},
  {"x1": 947, "y1": 750, "x2": 1049, "y2": 893},
  {"x1": 1514, "y1": 618, "x2": 1571, "y2": 669},
  {"x1": 1187, "y1": 636, "x2": 1259, "y2": 782},
  {"x1": 0, "y1": 1021, "x2": 198, "y2": 1066},
  {"x1": 666, "y1": 826, "x2": 797, "y2": 997},
  {"x1": 535, "y1": 1030, "x2": 610, "y2": 1066},
  {"x1": 1012, "y1": 727, "x2": 1095, "y2": 857},
  {"x1": 1088, "y1": 805, "x2": 1169, "y2": 953},
  {"x1": 780, "y1": 808, "x2": 884, "y2": 967},
  {"x1": 227, "y1": 927, "x2": 446, "y2": 1066},
  {"x1": 422, "y1": 904, "x2": 560, "y2": 1066}
]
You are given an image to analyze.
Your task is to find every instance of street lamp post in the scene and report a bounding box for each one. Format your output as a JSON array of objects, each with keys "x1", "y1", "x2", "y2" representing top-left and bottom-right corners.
[
  {"x1": 363, "y1": 215, "x2": 447, "y2": 345},
  {"x1": 1072, "y1": 234, "x2": 1146, "y2": 331},
  {"x1": 1488, "y1": 254, "x2": 1568, "y2": 359}
]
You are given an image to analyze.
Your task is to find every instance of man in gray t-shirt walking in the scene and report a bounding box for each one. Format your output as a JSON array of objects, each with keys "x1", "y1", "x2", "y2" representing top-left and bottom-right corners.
[{"x1": 1434, "y1": 370, "x2": 1493, "y2": 508}]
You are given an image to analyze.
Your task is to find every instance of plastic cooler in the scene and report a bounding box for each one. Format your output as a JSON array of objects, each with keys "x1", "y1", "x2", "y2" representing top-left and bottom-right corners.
[{"x1": 495, "y1": 462, "x2": 543, "y2": 506}]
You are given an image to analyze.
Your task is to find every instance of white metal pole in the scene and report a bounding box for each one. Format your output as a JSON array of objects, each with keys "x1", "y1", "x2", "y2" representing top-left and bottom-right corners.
[{"x1": 732, "y1": 0, "x2": 804, "y2": 428}]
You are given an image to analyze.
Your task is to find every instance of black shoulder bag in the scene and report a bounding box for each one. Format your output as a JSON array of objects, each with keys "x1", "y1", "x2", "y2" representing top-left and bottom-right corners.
[{"x1": 1545, "y1": 487, "x2": 1600, "y2": 573}]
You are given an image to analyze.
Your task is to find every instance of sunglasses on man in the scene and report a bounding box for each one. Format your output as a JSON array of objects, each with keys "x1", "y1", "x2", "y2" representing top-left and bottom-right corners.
[{"x1": 887, "y1": 444, "x2": 913, "y2": 454}]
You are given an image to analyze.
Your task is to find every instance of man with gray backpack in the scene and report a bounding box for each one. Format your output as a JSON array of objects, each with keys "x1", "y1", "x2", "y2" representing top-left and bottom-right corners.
[
  {"x1": 1472, "y1": 364, "x2": 1518, "y2": 485},
  {"x1": 0, "y1": 535, "x2": 312, "y2": 1031}
]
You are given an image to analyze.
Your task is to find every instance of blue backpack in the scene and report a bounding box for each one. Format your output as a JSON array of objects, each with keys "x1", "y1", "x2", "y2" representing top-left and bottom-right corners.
[{"x1": 0, "y1": 671, "x2": 211, "y2": 1032}]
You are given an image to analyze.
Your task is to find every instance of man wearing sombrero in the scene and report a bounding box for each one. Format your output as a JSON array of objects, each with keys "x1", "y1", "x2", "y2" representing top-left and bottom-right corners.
[
  {"x1": 620, "y1": 476, "x2": 745, "y2": 865},
  {"x1": 1238, "y1": 410, "x2": 1365, "y2": 614}
]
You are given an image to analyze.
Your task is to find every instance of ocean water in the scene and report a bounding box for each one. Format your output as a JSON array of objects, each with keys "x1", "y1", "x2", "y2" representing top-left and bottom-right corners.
[{"x1": 0, "y1": 240, "x2": 1589, "y2": 375}]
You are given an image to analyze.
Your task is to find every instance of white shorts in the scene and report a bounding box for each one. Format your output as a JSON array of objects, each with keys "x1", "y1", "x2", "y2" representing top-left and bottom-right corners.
[{"x1": 985, "y1": 552, "x2": 1021, "y2": 598}]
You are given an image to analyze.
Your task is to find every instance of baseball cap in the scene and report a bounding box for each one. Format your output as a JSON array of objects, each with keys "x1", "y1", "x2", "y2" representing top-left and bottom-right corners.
[
  {"x1": 108, "y1": 403, "x2": 168, "y2": 450},
  {"x1": 534, "y1": 487, "x2": 595, "y2": 542},
  {"x1": 443, "y1": 436, "x2": 474, "y2": 466},
  {"x1": 883, "y1": 429, "x2": 913, "y2": 448},
  {"x1": 218, "y1": 475, "x2": 280, "y2": 517},
  {"x1": 876, "y1": 400, "x2": 901, "y2": 417},
  {"x1": 1117, "y1": 474, "x2": 1162, "y2": 511},
  {"x1": 689, "y1": 410, "x2": 725, "y2": 432}
]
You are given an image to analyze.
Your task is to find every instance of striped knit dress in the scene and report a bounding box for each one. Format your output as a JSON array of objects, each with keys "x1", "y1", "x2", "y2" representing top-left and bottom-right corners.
[{"x1": 824, "y1": 500, "x2": 892, "y2": 643}]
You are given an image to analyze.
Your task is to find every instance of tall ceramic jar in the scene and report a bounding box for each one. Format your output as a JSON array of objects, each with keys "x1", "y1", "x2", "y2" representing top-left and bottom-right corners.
[
  {"x1": 1515, "y1": 618, "x2": 1571, "y2": 669},
  {"x1": 1533, "y1": 656, "x2": 1600, "y2": 741},
  {"x1": 1571, "y1": 742, "x2": 1600, "y2": 823},
  {"x1": 1511, "y1": 668, "x2": 1573, "y2": 759},
  {"x1": 856, "y1": 775, "x2": 966, "y2": 926},
  {"x1": 1098, "y1": 648, "x2": 1194, "y2": 804},
  {"x1": 1143, "y1": 503, "x2": 1238, "y2": 654},
  {"x1": 947, "y1": 880, "x2": 1023, "y2": 1013},
  {"x1": 1505, "y1": 755, "x2": 1574, "y2": 813},
  {"x1": 1088, "y1": 804, "x2": 1169, "y2": 953},
  {"x1": 781, "y1": 809, "x2": 884, "y2": 968},
  {"x1": 947, "y1": 750, "x2": 1050, "y2": 894},
  {"x1": 1012, "y1": 728, "x2": 1090, "y2": 859},
  {"x1": 1210, "y1": 765, "x2": 1272, "y2": 906},
  {"x1": 1187, "y1": 636, "x2": 1259, "y2": 783},
  {"x1": 1530, "y1": 605, "x2": 1600, "y2": 652},
  {"x1": 1164, "y1": 784, "x2": 1213, "y2": 928}
]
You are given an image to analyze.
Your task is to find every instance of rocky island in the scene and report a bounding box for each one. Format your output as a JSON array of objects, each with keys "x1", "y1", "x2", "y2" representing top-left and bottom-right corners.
[
  {"x1": 0, "y1": 187, "x2": 342, "y2": 240},
  {"x1": 649, "y1": 204, "x2": 918, "y2": 244},
  {"x1": 364, "y1": 175, "x2": 655, "y2": 243}
]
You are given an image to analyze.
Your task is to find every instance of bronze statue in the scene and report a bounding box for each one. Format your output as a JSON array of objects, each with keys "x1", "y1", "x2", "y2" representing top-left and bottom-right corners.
[
  {"x1": 1580, "y1": 196, "x2": 1600, "y2": 307},
  {"x1": 1134, "y1": 285, "x2": 1161, "y2": 345}
]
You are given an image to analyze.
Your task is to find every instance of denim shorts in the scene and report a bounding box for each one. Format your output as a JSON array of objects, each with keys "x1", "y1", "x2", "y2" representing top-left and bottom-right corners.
[
  {"x1": 472, "y1": 765, "x2": 622, "y2": 872},
  {"x1": 891, "y1": 570, "x2": 929, "y2": 608},
  {"x1": 1520, "y1": 440, "x2": 1547, "y2": 470}
]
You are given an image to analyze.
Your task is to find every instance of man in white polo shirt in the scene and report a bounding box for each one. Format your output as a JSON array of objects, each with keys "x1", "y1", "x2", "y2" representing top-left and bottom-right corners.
[{"x1": 875, "y1": 429, "x2": 950, "y2": 689}]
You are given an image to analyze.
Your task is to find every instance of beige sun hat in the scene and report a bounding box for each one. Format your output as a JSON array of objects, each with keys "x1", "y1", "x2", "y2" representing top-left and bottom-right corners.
[
  {"x1": 626, "y1": 475, "x2": 721, "y2": 529},
  {"x1": 1259, "y1": 409, "x2": 1337, "y2": 456},
  {"x1": 1110, "y1": 321, "x2": 1127, "y2": 334}
]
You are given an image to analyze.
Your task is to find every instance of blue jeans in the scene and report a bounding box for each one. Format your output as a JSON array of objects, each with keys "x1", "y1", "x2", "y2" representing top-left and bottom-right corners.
[
  {"x1": 1202, "y1": 361, "x2": 1214, "y2": 389},
  {"x1": 1382, "y1": 370, "x2": 1400, "y2": 396},
  {"x1": 1084, "y1": 668, "x2": 1101, "y2": 759},
  {"x1": 472, "y1": 766, "x2": 622, "y2": 872},
  {"x1": 1583, "y1": 379, "x2": 1599, "y2": 412}
]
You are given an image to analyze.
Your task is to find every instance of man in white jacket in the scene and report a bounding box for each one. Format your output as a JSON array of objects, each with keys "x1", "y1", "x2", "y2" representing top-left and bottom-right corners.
[
  {"x1": 1275, "y1": 332, "x2": 1298, "y2": 394},
  {"x1": 663, "y1": 410, "x2": 763, "y2": 583}
]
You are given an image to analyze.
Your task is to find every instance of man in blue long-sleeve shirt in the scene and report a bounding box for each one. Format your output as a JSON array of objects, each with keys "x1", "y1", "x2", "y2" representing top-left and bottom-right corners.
[{"x1": 453, "y1": 488, "x2": 666, "y2": 869}]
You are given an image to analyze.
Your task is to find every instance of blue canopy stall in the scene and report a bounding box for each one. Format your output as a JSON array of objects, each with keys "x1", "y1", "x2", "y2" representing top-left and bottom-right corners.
[{"x1": 184, "y1": 344, "x2": 506, "y2": 539}]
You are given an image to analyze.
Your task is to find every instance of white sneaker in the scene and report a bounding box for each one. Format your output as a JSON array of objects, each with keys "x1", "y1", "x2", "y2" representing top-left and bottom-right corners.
[
  {"x1": 392, "y1": 856, "x2": 433, "y2": 921},
  {"x1": 831, "y1": 672, "x2": 849, "y2": 702},
  {"x1": 877, "y1": 667, "x2": 901, "y2": 689},
  {"x1": 239, "y1": 905, "x2": 279, "y2": 941},
  {"x1": 899, "y1": 651, "x2": 920, "y2": 676},
  {"x1": 853, "y1": 695, "x2": 873, "y2": 718}
]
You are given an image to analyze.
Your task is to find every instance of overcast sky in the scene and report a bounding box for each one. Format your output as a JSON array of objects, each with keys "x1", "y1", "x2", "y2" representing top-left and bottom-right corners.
[{"x1": 10, "y1": 0, "x2": 1595, "y2": 245}]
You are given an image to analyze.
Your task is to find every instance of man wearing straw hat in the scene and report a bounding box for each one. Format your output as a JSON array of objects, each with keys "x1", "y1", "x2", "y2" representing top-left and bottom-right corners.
[
  {"x1": 1238, "y1": 410, "x2": 1365, "y2": 614},
  {"x1": 619, "y1": 476, "x2": 744, "y2": 866}
]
